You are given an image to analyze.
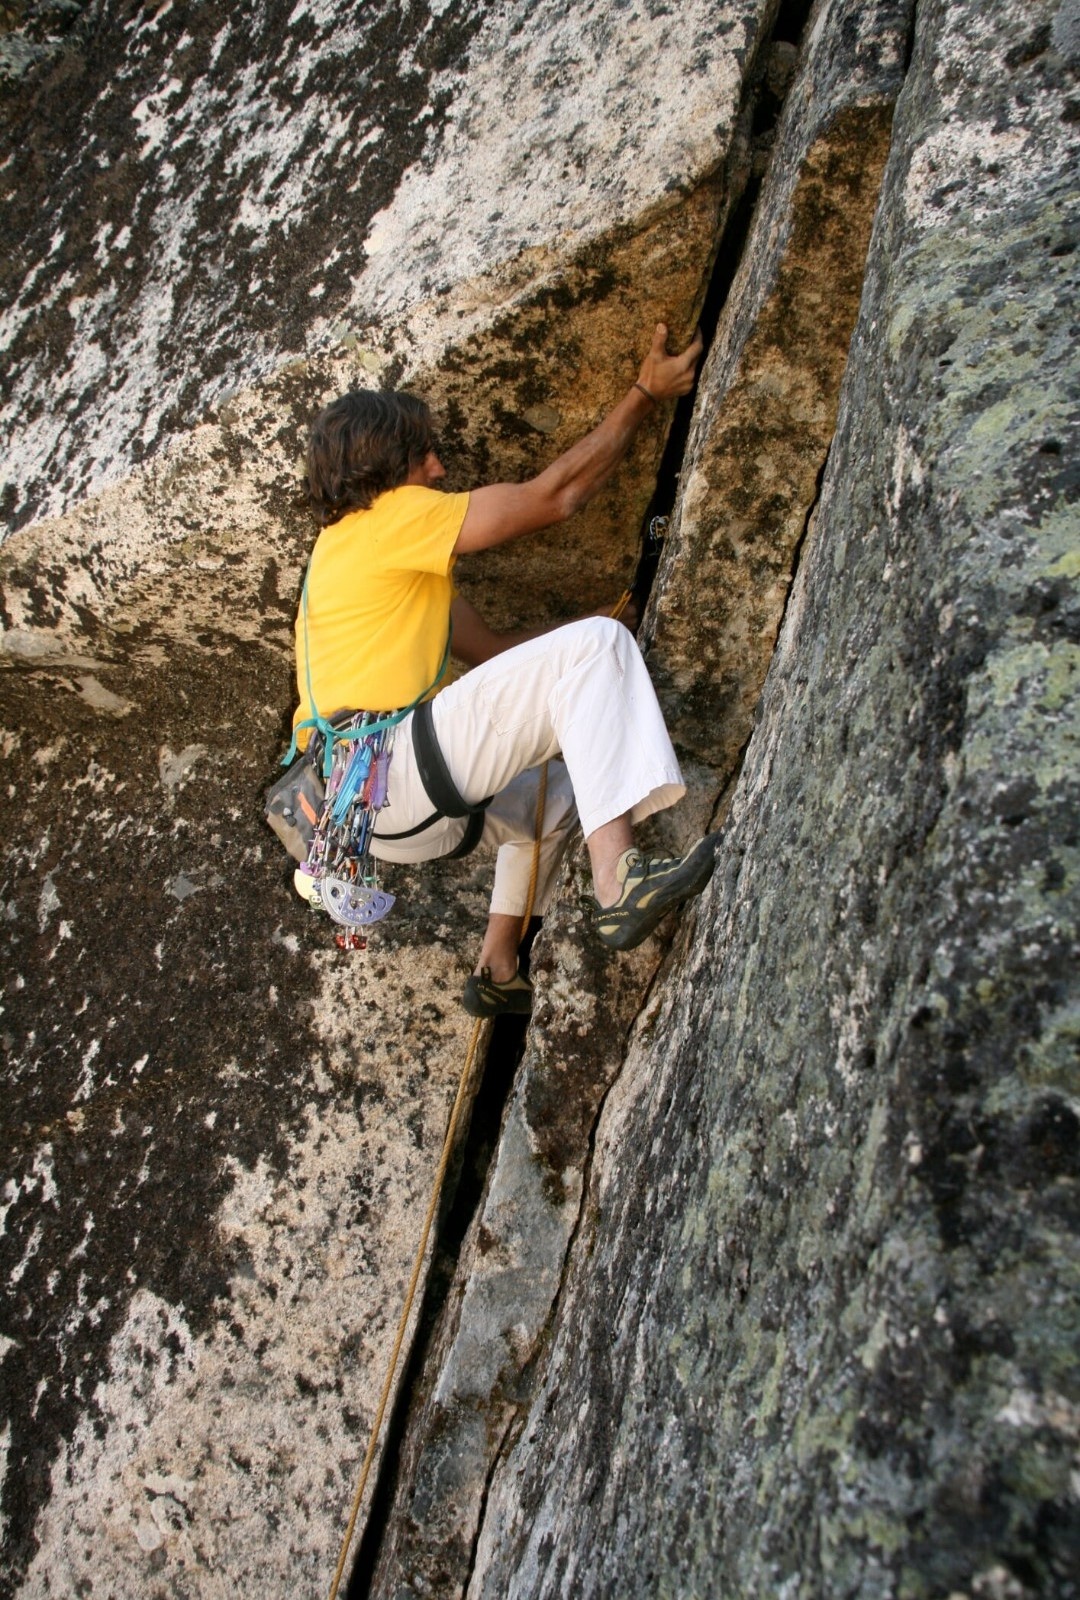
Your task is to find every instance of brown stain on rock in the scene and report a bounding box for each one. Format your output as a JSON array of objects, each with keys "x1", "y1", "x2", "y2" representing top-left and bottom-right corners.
[
  {"x1": 649, "y1": 103, "x2": 897, "y2": 775},
  {"x1": 387, "y1": 179, "x2": 727, "y2": 634},
  {"x1": 0, "y1": 183, "x2": 723, "y2": 664}
]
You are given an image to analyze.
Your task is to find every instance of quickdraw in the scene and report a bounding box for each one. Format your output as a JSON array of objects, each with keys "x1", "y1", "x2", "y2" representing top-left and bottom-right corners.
[
  {"x1": 295, "y1": 714, "x2": 398, "y2": 943},
  {"x1": 283, "y1": 554, "x2": 451, "y2": 950}
]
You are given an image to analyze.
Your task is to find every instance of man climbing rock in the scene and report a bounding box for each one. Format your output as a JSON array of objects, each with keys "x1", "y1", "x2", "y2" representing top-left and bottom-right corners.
[{"x1": 290, "y1": 322, "x2": 716, "y2": 1017}]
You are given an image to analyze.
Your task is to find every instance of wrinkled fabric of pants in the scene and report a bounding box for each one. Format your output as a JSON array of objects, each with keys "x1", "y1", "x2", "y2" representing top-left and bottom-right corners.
[{"x1": 369, "y1": 616, "x2": 685, "y2": 919}]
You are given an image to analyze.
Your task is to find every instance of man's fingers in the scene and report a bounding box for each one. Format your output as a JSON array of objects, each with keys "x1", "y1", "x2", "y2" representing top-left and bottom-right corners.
[
  {"x1": 637, "y1": 321, "x2": 704, "y2": 400},
  {"x1": 675, "y1": 329, "x2": 704, "y2": 388},
  {"x1": 645, "y1": 321, "x2": 702, "y2": 362},
  {"x1": 677, "y1": 328, "x2": 703, "y2": 371}
]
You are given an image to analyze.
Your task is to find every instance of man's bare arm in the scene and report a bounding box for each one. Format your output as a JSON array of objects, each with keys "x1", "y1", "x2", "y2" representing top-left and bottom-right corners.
[
  {"x1": 450, "y1": 596, "x2": 548, "y2": 667},
  {"x1": 450, "y1": 595, "x2": 637, "y2": 668},
  {"x1": 453, "y1": 323, "x2": 702, "y2": 556}
]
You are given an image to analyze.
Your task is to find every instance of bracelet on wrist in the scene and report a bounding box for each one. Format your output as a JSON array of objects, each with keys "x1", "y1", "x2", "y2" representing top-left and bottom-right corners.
[{"x1": 633, "y1": 380, "x2": 658, "y2": 406}]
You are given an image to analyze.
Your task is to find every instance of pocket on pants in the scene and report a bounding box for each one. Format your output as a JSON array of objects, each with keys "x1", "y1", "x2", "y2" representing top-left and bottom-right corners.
[{"x1": 476, "y1": 671, "x2": 549, "y2": 738}]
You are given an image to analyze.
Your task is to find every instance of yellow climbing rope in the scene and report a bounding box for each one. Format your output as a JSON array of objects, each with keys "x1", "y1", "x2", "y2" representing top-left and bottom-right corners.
[
  {"x1": 326, "y1": 763, "x2": 549, "y2": 1600},
  {"x1": 611, "y1": 586, "x2": 633, "y2": 621},
  {"x1": 325, "y1": 1015, "x2": 485, "y2": 1600},
  {"x1": 326, "y1": 582, "x2": 644, "y2": 1589}
]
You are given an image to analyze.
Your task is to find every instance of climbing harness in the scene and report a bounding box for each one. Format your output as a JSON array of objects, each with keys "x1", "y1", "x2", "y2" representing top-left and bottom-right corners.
[
  {"x1": 409, "y1": 696, "x2": 493, "y2": 850},
  {"x1": 278, "y1": 696, "x2": 493, "y2": 950},
  {"x1": 268, "y1": 560, "x2": 453, "y2": 949}
]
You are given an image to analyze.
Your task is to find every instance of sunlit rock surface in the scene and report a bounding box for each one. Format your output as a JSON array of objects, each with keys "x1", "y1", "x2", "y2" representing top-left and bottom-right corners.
[
  {"x1": 467, "y1": 1, "x2": 1080, "y2": 1595},
  {"x1": 0, "y1": 1, "x2": 777, "y2": 1596},
  {"x1": 363, "y1": 2, "x2": 916, "y2": 1593},
  {"x1": 0, "y1": 0, "x2": 766, "y2": 649},
  {"x1": 3, "y1": 0, "x2": 1077, "y2": 1595}
]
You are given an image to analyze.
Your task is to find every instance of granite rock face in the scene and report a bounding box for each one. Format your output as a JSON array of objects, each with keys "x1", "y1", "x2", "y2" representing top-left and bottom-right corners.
[
  {"x1": 465, "y1": 0, "x2": 1080, "y2": 1594},
  {"x1": 0, "y1": 2, "x2": 780, "y2": 1597},
  {"x1": 0, "y1": 638, "x2": 494, "y2": 1600},
  {"x1": 3, "y1": 0, "x2": 1077, "y2": 1596},
  {"x1": 365, "y1": 875, "x2": 661, "y2": 1599},
  {"x1": 1, "y1": 0, "x2": 493, "y2": 535},
  {"x1": 363, "y1": 2, "x2": 917, "y2": 1593}
]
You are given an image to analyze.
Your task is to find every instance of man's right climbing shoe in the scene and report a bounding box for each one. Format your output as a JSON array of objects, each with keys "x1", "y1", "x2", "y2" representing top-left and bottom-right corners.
[
  {"x1": 592, "y1": 836, "x2": 717, "y2": 951},
  {"x1": 462, "y1": 966, "x2": 534, "y2": 1019}
]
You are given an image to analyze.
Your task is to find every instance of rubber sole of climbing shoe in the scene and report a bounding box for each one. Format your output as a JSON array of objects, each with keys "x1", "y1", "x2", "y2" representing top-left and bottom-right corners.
[
  {"x1": 592, "y1": 835, "x2": 718, "y2": 952},
  {"x1": 461, "y1": 966, "x2": 534, "y2": 1019}
]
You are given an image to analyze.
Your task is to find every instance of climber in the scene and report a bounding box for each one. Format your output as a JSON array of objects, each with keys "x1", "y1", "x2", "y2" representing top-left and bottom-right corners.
[{"x1": 291, "y1": 321, "x2": 716, "y2": 1017}]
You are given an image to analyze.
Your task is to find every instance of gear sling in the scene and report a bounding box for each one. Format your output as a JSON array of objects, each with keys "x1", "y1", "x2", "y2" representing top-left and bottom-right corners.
[{"x1": 264, "y1": 568, "x2": 489, "y2": 920}]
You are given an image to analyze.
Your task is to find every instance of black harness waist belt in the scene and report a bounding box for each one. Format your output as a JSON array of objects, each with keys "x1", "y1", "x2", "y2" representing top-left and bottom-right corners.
[
  {"x1": 412, "y1": 698, "x2": 489, "y2": 818},
  {"x1": 372, "y1": 698, "x2": 491, "y2": 859}
]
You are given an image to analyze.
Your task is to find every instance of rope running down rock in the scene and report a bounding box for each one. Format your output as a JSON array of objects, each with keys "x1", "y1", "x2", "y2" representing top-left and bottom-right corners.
[{"x1": 327, "y1": 761, "x2": 550, "y2": 1600}]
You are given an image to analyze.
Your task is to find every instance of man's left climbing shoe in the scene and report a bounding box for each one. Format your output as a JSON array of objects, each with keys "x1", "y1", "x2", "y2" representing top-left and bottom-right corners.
[
  {"x1": 592, "y1": 836, "x2": 718, "y2": 951},
  {"x1": 462, "y1": 966, "x2": 534, "y2": 1019}
]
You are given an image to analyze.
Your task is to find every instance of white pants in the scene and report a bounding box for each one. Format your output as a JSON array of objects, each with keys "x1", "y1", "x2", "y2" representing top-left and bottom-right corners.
[{"x1": 369, "y1": 617, "x2": 685, "y2": 918}]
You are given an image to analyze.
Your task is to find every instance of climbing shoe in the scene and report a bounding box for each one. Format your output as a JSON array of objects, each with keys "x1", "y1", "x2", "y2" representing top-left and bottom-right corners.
[
  {"x1": 462, "y1": 965, "x2": 534, "y2": 1019},
  {"x1": 592, "y1": 837, "x2": 717, "y2": 951}
]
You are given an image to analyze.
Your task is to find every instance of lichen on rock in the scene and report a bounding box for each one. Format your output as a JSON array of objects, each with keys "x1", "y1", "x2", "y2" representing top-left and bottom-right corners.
[
  {"x1": 3, "y1": 0, "x2": 1076, "y2": 1595},
  {"x1": 467, "y1": 1, "x2": 1080, "y2": 1595}
]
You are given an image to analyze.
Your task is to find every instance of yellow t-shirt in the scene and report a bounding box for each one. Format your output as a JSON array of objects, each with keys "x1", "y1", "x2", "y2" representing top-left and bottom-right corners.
[{"x1": 292, "y1": 484, "x2": 469, "y2": 747}]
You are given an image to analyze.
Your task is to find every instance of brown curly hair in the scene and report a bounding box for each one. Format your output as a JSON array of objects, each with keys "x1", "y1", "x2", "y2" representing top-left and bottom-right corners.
[{"x1": 305, "y1": 389, "x2": 437, "y2": 524}]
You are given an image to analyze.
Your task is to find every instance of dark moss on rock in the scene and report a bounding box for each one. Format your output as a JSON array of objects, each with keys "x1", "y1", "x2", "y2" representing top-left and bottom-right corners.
[{"x1": 0, "y1": 0, "x2": 490, "y2": 532}]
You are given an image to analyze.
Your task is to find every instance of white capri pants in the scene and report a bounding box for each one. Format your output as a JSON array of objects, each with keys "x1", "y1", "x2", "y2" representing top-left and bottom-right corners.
[{"x1": 370, "y1": 617, "x2": 685, "y2": 919}]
